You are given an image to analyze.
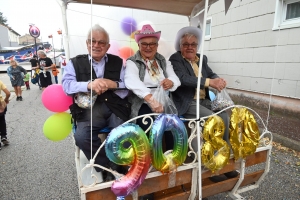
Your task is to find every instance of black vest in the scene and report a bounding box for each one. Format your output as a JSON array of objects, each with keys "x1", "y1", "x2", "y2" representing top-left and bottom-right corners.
[{"x1": 70, "y1": 54, "x2": 131, "y2": 122}]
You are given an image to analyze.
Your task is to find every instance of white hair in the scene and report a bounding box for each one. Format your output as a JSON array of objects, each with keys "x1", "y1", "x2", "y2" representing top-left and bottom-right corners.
[
  {"x1": 179, "y1": 33, "x2": 198, "y2": 46},
  {"x1": 86, "y1": 24, "x2": 110, "y2": 43}
]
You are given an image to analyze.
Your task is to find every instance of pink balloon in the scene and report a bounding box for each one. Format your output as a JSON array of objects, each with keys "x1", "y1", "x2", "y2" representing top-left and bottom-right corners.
[
  {"x1": 42, "y1": 84, "x2": 73, "y2": 112},
  {"x1": 107, "y1": 40, "x2": 120, "y2": 56}
]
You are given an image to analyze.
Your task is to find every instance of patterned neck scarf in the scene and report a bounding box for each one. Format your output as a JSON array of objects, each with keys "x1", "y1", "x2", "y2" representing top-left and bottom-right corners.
[{"x1": 144, "y1": 58, "x2": 160, "y2": 82}]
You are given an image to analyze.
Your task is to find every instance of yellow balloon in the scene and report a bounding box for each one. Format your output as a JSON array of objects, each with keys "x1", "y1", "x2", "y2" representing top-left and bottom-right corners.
[
  {"x1": 230, "y1": 108, "x2": 260, "y2": 160},
  {"x1": 201, "y1": 116, "x2": 230, "y2": 172},
  {"x1": 43, "y1": 112, "x2": 72, "y2": 142}
]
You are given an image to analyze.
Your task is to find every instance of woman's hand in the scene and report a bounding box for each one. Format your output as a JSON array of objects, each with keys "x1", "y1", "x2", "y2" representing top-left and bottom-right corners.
[
  {"x1": 144, "y1": 94, "x2": 164, "y2": 113},
  {"x1": 161, "y1": 78, "x2": 174, "y2": 90}
]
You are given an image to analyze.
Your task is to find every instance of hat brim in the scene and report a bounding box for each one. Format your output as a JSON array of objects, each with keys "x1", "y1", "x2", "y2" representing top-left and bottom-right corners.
[
  {"x1": 135, "y1": 31, "x2": 161, "y2": 43},
  {"x1": 174, "y1": 26, "x2": 202, "y2": 51}
]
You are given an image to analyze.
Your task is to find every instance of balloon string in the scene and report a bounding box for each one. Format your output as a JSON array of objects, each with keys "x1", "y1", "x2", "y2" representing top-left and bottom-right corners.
[
  {"x1": 266, "y1": 0, "x2": 283, "y2": 128},
  {"x1": 90, "y1": 0, "x2": 93, "y2": 172}
]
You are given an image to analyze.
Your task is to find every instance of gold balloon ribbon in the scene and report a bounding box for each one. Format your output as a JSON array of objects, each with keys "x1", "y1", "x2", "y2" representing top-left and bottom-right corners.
[
  {"x1": 230, "y1": 107, "x2": 260, "y2": 160},
  {"x1": 201, "y1": 116, "x2": 230, "y2": 173}
]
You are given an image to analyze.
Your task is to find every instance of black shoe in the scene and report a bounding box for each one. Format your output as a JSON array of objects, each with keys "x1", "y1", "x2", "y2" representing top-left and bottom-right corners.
[
  {"x1": 209, "y1": 174, "x2": 228, "y2": 183},
  {"x1": 1, "y1": 137, "x2": 9, "y2": 145},
  {"x1": 16, "y1": 96, "x2": 20, "y2": 101},
  {"x1": 104, "y1": 171, "x2": 116, "y2": 182},
  {"x1": 224, "y1": 171, "x2": 239, "y2": 178},
  {"x1": 139, "y1": 193, "x2": 154, "y2": 200},
  {"x1": 19, "y1": 96, "x2": 23, "y2": 101},
  {"x1": 109, "y1": 161, "x2": 128, "y2": 175}
]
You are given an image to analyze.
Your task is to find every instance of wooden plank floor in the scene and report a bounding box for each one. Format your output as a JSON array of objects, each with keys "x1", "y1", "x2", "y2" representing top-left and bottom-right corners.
[{"x1": 85, "y1": 150, "x2": 269, "y2": 200}]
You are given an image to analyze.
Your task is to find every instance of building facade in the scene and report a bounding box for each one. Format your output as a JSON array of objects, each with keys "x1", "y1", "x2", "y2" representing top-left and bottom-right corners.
[
  {"x1": 203, "y1": 0, "x2": 300, "y2": 111},
  {"x1": 0, "y1": 24, "x2": 20, "y2": 47},
  {"x1": 19, "y1": 34, "x2": 41, "y2": 45}
]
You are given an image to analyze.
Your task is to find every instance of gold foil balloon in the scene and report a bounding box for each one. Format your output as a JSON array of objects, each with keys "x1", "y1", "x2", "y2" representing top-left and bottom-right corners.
[
  {"x1": 201, "y1": 115, "x2": 230, "y2": 172},
  {"x1": 230, "y1": 108, "x2": 260, "y2": 160}
]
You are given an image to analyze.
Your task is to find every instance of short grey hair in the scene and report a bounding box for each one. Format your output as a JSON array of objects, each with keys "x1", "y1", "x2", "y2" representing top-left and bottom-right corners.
[
  {"x1": 179, "y1": 33, "x2": 197, "y2": 46},
  {"x1": 86, "y1": 24, "x2": 110, "y2": 43},
  {"x1": 37, "y1": 50, "x2": 47, "y2": 57}
]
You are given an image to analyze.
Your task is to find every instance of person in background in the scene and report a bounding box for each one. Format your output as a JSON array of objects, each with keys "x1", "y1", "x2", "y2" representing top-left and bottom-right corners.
[
  {"x1": 51, "y1": 64, "x2": 59, "y2": 84},
  {"x1": 58, "y1": 53, "x2": 67, "y2": 76},
  {"x1": 62, "y1": 24, "x2": 130, "y2": 182},
  {"x1": 7, "y1": 60, "x2": 27, "y2": 101},
  {"x1": 0, "y1": 80, "x2": 11, "y2": 150},
  {"x1": 36, "y1": 50, "x2": 54, "y2": 90},
  {"x1": 30, "y1": 55, "x2": 41, "y2": 89},
  {"x1": 169, "y1": 26, "x2": 238, "y2": 182},
  {"x1": 23, "y1": 72, "x2": 30, "y2": 90}
]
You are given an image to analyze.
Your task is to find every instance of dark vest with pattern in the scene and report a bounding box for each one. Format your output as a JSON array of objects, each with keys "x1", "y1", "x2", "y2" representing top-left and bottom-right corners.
[{"x1": 70, "y1": 54, "x2": 131, "y2": 122}]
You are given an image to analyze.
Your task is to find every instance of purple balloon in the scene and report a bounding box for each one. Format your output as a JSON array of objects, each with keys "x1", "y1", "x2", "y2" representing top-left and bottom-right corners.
[{"x1": 121, "y1": 17, "x2": 137, "y2": 36}]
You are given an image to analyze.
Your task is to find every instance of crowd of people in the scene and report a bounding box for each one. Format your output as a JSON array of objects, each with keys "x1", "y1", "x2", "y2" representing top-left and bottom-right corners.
[
  {"x1": 0, "y1": 50, "x2": 65, "y2": 149},
  {"x1": 61, "y1": 23, "x2": 237, "y2": 193},
  {"x1": 1, "y1": 23, "x2": 236, "y2": 199}
]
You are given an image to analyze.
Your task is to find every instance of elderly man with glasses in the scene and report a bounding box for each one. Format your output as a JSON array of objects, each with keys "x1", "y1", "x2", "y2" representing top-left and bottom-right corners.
[
  {"x1": 62, "y1": 24, "x2": 131, "y2": 182},
  {"x1": 169, "y1": 26, "x2": 238, "y2": 183}
]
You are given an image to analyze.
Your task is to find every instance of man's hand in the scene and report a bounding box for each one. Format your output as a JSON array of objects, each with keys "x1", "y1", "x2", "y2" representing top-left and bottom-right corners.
[
  {"x1": 210, "y1": 78, "x2": 227, "y2": 92},
  {"x1": 161, "y1": 78, "x2": 174, "y2": 90},
  {"x1": 144, "y1": 94, "x2": 164, "y2": 113},
  {"x1": 88, "y1": 79, "x2": 109, "y2": 95}
]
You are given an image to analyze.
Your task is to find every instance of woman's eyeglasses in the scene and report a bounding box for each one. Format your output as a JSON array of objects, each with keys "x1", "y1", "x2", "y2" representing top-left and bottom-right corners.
[
  {"x1": 140, "y1": 42, "x2": 157, "y2": 48},
  {"x1": 181, "y1": 43, "x2": 198, "y2": 48},
  {"x1": 87, "y1": 39, "x2": 107, "y2": 47}
]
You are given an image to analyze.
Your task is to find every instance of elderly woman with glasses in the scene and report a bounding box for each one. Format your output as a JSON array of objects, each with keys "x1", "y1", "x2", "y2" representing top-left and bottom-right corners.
[
  {"x1": 124, "y1": 24, "x2": 180, "y2": 132},
  {"x1": 169, "y1": 26, "x2": 238, "y2": 182},
  {"x1": 7, "y1": 60, "x2": 28, "y2": 101}
]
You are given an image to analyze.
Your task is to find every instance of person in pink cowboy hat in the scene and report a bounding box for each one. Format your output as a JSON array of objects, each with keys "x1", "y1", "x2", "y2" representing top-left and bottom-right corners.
[
  {"x1": 124, "y1": 24, "x2": 181, "y2": 128},
  {"x1": 125, "y1": 23, "x2": 181, "y2": 200}
]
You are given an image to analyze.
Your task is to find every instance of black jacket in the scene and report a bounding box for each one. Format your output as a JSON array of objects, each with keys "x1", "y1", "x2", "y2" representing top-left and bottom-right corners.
[{"x1": 169, "y1": 51, "x2": 218, "y2": 116}]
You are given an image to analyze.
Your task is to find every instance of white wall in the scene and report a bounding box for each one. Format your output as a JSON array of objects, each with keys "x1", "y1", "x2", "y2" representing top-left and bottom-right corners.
[
  {"x1": 66, "y1": 4, "x2": 189, "y2": 61},
  {"x1": 204, "y1": 0, "x2": 300, "y2": 99}
]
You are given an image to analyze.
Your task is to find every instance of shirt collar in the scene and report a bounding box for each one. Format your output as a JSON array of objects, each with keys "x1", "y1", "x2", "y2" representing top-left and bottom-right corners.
[
  {"x1": 182, "y1": 54, "x2": 199, "y2": 64},
  {"x1": 88, "y1": 54, "x2": 108, "y2": 63}
]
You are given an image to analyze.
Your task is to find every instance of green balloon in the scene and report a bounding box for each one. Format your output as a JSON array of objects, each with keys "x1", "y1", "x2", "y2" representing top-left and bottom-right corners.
[{"x1": 43, "y1": 112, "x2": 72, "y2": 142}]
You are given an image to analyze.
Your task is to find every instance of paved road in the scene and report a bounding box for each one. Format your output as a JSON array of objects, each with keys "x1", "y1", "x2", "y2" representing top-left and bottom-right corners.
[{"x1": 0, "y1": 72, "x2": 299, "y2": 200}]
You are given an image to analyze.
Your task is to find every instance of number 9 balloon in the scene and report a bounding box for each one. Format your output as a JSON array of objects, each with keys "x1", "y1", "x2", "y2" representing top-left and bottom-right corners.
[{"x1": 105, "y1": 123, "x2": 151, "y2": 197}]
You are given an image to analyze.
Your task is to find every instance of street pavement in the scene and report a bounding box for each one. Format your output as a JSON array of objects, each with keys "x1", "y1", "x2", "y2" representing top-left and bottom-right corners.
[
  {"x1": 0, "y1": 72, "x2": 299, "y2": 200},
  {"x1": 0, "y1": 72, "x2": 80, "y2": 200}
]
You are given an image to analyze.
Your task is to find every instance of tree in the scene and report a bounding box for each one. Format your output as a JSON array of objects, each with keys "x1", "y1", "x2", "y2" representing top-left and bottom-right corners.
[{"x1": 0, "y1": 12, "x2": 8, "y2": 26}]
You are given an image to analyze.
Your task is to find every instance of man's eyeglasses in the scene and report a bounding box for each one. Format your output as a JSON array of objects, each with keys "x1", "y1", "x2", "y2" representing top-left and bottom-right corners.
[
  {"x1": 140, "y1": 42, "x2": 157, "y2": 48},
  {"x1": 87, "y1": 39, "x2": 108, "y2": 47},
  {"x1": 181, "y1": 43, "x2": 198, "y2": 48}
]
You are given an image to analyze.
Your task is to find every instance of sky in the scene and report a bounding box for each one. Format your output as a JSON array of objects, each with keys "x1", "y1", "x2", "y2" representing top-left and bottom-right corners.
[{"x1": 0, "y1": 0, "x2": 64, "y2": 48}]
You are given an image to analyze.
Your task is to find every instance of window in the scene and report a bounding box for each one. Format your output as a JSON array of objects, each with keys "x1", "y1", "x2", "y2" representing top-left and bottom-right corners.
[
  {"x1": 204, "y1": 17, "x2": 212, "y2": 40},
  {"x1": 273, "y1": 0, "x2": 300, "y2": 30}
]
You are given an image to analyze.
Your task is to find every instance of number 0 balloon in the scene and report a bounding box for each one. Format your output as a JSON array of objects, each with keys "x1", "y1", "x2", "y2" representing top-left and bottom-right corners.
[{"x1": 149, "y1": 114, "x2": 188, "y2": 174}]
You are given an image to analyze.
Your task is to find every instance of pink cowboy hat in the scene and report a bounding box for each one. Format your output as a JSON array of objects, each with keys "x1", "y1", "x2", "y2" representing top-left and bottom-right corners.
[{"x1": 135, "y1": 24, "x2": 161, "y2": 43}]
